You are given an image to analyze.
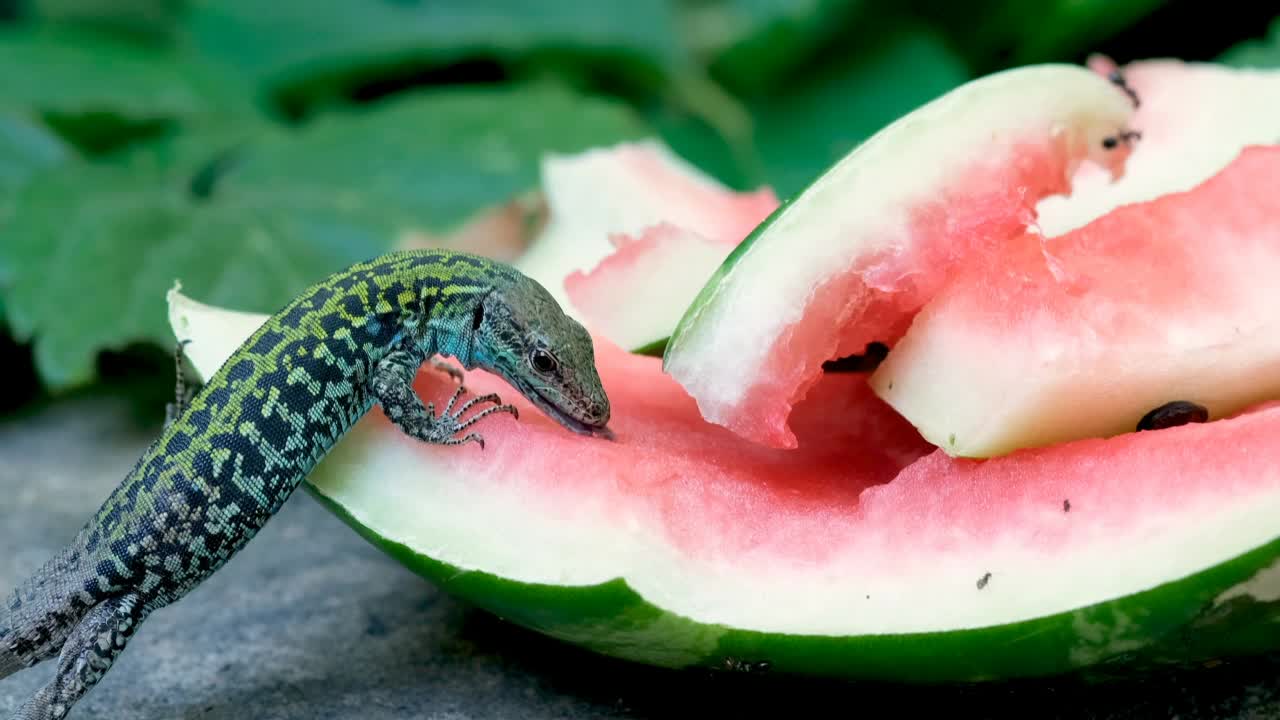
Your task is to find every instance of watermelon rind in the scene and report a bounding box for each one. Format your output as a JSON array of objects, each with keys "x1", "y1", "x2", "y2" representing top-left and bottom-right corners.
[{"x1": 306, "y1": 461, "x2": 1280, "y2": 682}]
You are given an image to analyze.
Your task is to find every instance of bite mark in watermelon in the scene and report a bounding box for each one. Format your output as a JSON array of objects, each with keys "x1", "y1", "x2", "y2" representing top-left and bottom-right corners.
[
  {"x1": 871, "y1": 146, "x2": 1280, "y2": 457},
  {"x1": 662, "y1": 65, "x2": 1136, "y2": 449},
  {"x1": 1037, "y1": 59, "x2": 1280, "y2": 236}
]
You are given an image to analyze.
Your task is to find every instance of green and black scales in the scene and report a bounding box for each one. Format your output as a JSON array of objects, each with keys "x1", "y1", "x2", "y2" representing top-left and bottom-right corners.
[{"x1": 0, "y1": 250, "x2": 611, "y2": 720}]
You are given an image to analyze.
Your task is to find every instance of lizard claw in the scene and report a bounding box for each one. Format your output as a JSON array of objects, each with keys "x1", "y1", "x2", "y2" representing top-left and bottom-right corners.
[{"x1": 424, "y1": 389, "x2": 520, "y2": 448}]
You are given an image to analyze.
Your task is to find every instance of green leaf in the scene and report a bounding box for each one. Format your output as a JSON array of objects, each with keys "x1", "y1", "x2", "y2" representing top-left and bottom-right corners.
[
  {"x1": 1220, "y1": 16, "x2": 1280, "y2": 68},
  {"x1": 26, "y1": 0, "x2": 187, "y2": 43},
  {"x1": 0, "y1": 25, "x2": 251, "y2": 151},
  {"x1": 651, "y1": 107, "x2": 756, "y2": 191},
  {"x1": 751, "y1": 22, "x2": 969, "y2": 198},
  {"x1": 231, "y1": 85, "x2": 648, "y2": 230},
  {"x1": 0, "y1": 84, "x2": 648, "y2": 389},
  {"x1": 681, "y1": 0, "x2": 865, "y2": 96},
  {"x1": 188, "y1": 0, "x2": 684, "y2": 112},
  {"x1": 0, "y1": 113, "x2": 72, "y2": 201}
]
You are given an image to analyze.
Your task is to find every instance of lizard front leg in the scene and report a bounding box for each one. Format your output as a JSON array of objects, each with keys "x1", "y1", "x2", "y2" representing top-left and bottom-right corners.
[
  {"x1": 10, "y1": 592, "x2": 147, "y2": 720},
  {"x1": 370, "y1": 350, "x2": 518, "y2": 449}
]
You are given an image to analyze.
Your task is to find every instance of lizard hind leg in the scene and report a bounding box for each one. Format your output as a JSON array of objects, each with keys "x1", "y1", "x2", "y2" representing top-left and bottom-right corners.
[
  {"x1": 0, "y1": 547, "x2": 92, "y2": 681},
  {"x1": 9, "y1": 592, "x2": 148, "y2": 720},
  {"x1": 164, "y1": 339, "x2": 195, "y2": 429}
]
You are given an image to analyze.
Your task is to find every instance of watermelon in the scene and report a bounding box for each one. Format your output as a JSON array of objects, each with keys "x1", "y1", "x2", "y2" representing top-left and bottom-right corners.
[
  {"x1": 662, "y1": 64, "x2": 1137, "y2": 449},
  {"x1": 1037, "y1": 58, "x2": 1280, "y2": 236},
  {"x1": 514, "y1": 139, "x2": 777, "y2": 342},
  {"x1": 164, "y1": 59, "x2": 1280, "y2": 682},
  {"x1": 871, "y1": 145, "x2": 1280, "y2": 457},
  {"x1": 563, "y1": 223, "x2": 743, "y2": 355},
  {"x1": 169, "y1": 286, "x2": 1280, "y2": 681}
]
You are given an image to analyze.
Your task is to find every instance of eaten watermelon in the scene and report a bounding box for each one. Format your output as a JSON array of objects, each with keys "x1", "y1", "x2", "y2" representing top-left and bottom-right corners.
[
  {"x1": 165, "y1": 58, "x2": 1280, "y2": 682},
  {"x1": 662, "y1": 64, "x2": 1136, "y2": 449},
  {"x1": 1037, "y1": 57, "x2": 1280, "y2": 236},
  {"x1": 873, "y1": 145, "x2": 1280, "y2": 457}
]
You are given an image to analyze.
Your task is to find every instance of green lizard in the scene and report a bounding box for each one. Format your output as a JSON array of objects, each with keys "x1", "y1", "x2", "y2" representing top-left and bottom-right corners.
[{"x1": 0, "y1": 249, "x2": 612, "y2": 720}]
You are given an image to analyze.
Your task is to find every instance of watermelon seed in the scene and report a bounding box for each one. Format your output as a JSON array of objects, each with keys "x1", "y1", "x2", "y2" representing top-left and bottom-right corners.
[
  {"x1": 1106, "y1": 69, "x2": 1141, "y2": 108},
  {"x1": 1064, "y1": 499, "x2": 1071, "y2": 513},
  {"x1": 1137, "y1": 401, "x2": 1209, "y2": 432},
  {"x1": 822, "y1": 341, "x2": 889, "y2": 373},
  {"x1": 1102, "y1": 129, "x2": 1142, "y2": 150},
  {"x1": 948, "y1": 433, "x2": 957, "y2": 446},
  {"x1": 977, "y1": 572, "x2": 992, "y2": 590}
]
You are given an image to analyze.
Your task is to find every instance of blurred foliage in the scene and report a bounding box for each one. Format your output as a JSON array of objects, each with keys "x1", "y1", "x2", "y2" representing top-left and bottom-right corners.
[
  {"x1": 750, "y1": 19, "x2": 968, "y2": 196},
  {"x1": 1221, "y1": 16, "x2": 1280, "y2": 68},
  {"x1": 0, "y1": 0, "x2": 1277, "y2": 401},
  {"x1": 26, "y1": 0, "x2": 184, "y2": 43},
  {"x1": 0, "y1": 113, "x2": 71, "y2": 198},
  {"x1": 1, "y1": 87, "x2": 645, "y2": 388},
  {"x1": 184, "y1": 0, "x2": 688, "y2": 117}
]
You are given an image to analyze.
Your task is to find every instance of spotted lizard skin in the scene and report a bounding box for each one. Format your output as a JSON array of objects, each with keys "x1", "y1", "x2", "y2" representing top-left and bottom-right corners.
[{"x1": 0, "y1": 249, "x2": 611, "y2": 719}]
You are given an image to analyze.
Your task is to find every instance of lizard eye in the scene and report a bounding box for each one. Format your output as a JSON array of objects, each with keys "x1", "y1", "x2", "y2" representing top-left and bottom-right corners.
[{"x1": 529, "y1": 348, "x2": 558, "y2": 375}]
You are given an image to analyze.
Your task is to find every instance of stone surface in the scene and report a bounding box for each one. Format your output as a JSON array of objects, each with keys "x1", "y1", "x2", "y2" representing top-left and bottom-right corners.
[{"x1": 3, "y1": 383, "x2": 1280, "y2": 719}]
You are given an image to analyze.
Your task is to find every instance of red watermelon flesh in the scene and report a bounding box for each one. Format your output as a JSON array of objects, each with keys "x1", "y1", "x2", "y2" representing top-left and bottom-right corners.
[{"x1": 872, "y1": 145, "x2": 1280, "y2": 457}]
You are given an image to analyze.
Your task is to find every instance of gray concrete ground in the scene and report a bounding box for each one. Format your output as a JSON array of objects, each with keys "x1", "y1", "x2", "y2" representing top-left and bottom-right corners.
[{"x1": 3, "y1": 382, "x2": 1280, "y2": 719}]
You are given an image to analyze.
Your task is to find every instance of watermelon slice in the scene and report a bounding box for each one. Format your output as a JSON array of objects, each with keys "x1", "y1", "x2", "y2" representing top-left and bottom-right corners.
[
  {"x1": 563, "y1": 223, "x2": 740, "y2": 355},
  {"x1": 866, "y1": 59, "x2": 1280, "y2": 457},
  {"x1": 662, "y1": 64, "x2": 1136, "y2": 449},
  {"x1": 871, "y1": 145, "x2": 1280, "y2": 457},
  {"x1": 169, "y1": 287, "x2": 1280, "y2": 681},
  {"x1": 514, "y1": 139, "x2": 777, "y2": 335}
]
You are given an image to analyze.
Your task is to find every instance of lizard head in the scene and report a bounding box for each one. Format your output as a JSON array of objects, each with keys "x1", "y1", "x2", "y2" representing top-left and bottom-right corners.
[{"x1": 470, "y1": 275, "x2": 613, "y2": 439}]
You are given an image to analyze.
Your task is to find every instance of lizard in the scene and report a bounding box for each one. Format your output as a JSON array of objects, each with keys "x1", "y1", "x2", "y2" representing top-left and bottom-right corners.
[{"x1": 0, "y1": 249, "x2": 612, "y2": 720}]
